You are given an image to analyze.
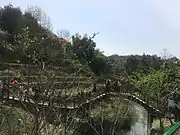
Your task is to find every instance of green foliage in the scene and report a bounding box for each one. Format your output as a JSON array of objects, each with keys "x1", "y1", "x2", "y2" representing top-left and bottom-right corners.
[
  {"x1": 0, "y1": 4, "x2": 116, "y2": 76},
  {"x1": 129, "y1": 62, "x2": 180, "y2": 99},
  {"x1": 0, "y1": 4, "x2": 22, "y2": 35},
  {"x1": 72, "y1": 34, "x2": 96, "y2": 63},
  {"x1": 88, "y1": 56, "x2": 108, "y2": 76},
  {"x1": 22, "y1": 12, "x2": 43, "y2": 38},
  {"x1": 75, "y1": 98, "x2": 136, "y2": 135},
  {"x1": 1, "y1": 3, "x2": 180, "y2": 135},
  {"x1": 0, "y1": 106, "x2": 33, "y2": 135},
  {"x1": 110, "y1": 54, "x2": 163, "y2": 74},
  {"x1": 71, "y1": 33, "x2": 117, "y2": 76},
  {"x1": 90, "y1": 99, "x2": 136, "y2": 121},
  {"x1": 129, "y1": 69, "x2": 164, "y2": 97}
]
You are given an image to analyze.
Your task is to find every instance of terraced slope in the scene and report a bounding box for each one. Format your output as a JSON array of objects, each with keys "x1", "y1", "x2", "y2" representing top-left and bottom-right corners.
[{"x1": 0, "y1": 62, "x2": 95, "y2": 97}]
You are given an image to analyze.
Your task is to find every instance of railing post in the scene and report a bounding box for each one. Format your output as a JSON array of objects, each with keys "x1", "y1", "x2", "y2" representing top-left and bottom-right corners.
[
  {"x1": 0, "y1": 80, "x2": 3, "y2": 102},
  {"x1": 52, "y1": 97, "x2": 54, "y2": 106},
  {"x1": 48, "y1": 97, "x2": 50, "y2": 106},
  {"x1": 6, "y1": 83, "x2": 10, "y2": 99},
  {"x1": 156, "y1": 95, "x2": 159, "y2": 108},
  {"x1": 143, "y1": 93, "x2": 146, "y2": 101},
  {"x1": 147, "y1": 97, "x2": 149, "y2": 104},
  {"x1": 159, "y1": 117, "x2": 164, "y2": 134},
  {"x1": 12, "y1": 86, "x2": 15, "y2": 100},
  {"x1": 147, "y1": 112, "x2": 153, "y2": 135},
  {"x1": 105, "y1": 79, "x2": 111, "y2": 93},
  {"x1": 73, "y1": 98, "x2": 76, "y2": 108},
  {"x1": 24, "y1": 90, "x2": 27, "y2": 102},
  {"x1": 89, "y1": 91, "x2": 92, "y2": 97},
  {"x1": 78, "y1": 92, "x2": 81, "y2": 105},
  {"x1": 42, "y1": 62, "x2": 45, "y2": 70},
  {"x1": 93, "y1": 82, "x2": 96, "y2": 92}
]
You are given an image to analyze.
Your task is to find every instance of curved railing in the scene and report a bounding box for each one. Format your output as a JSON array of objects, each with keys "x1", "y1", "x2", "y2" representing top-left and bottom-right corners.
[{"x1": 163, "y1": 121, "x2": 180, "y2": 135}]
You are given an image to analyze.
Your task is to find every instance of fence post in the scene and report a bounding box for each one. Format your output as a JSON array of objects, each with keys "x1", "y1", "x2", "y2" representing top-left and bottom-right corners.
[
  {"x1": 93, "y1": 82, "x2": 96, "y2": 92},
  {"x1": 73, "y1": 98, "x2": 76, "y2": 108},
  {"x1": 0, "y1": 80, "x2": 3, "y2": 102},
  {"x1": 42, "y1": 62, "x2": 45, "y2": 70},
  {"x1": 147, "y1": 112, "x2": 153, "y2": 135}
]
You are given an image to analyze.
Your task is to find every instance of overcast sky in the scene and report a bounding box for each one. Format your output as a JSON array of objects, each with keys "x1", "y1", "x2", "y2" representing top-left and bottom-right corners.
[{"x1": 1, "y1": 0, "x2": 180, "y2": 57}]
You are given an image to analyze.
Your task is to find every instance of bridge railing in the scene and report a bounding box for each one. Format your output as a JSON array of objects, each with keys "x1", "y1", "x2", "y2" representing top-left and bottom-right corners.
[
  {"x1": 129, "y1": 91, "x2": 167, "y2": 113},
  {"x1": 107, "y1": 81, "x2": 168, "y2": 114},
  {"x1": 0, "y1": 78, "x2": 104, "y2": 107}
]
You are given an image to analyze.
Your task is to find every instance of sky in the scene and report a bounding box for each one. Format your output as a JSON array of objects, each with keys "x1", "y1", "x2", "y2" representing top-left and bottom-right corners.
[{"x1": 1, "y1": 0, "x2": 180, "y2": 58}]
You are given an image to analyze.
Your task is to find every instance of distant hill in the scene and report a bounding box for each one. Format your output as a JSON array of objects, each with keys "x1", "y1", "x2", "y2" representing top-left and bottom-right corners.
[
  {"x1": 108, "y1": 54, "x2": 129, "y2": 68},
  {"x1": 108, "y1": 54, "x2": 164, "y2": 73}
]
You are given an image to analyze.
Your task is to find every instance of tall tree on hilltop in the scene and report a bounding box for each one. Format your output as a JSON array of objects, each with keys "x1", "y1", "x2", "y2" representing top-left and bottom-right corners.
[
  {"x1": 72, "y1": 33, "x2": 98, "y2": 64},
  {"x1": 0, "y1": 4, "x2": 23, "y2": 43},
  {"x1": 125, "y1": 55, "x2": 139, "y2": 74},
  {"x1": 22, "y1": 12, "x2": 43, "y2": 38}
]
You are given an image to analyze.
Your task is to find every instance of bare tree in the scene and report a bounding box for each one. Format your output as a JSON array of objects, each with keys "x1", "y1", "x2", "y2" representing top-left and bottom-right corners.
[
  {"x1": 161, "y1": 48, "x2": 173, "y2": 60},
  {"x1": 56, "y1": 29, "x2": 71, "y2": 55},
  {"x1": 25, "y1": 5, "x2": 52, "y2": 30}
]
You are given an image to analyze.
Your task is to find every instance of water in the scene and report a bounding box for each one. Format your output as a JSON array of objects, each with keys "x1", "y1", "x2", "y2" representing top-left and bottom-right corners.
[{"x1": 126, "y1": 102, "x2": 148, "y2": 135}]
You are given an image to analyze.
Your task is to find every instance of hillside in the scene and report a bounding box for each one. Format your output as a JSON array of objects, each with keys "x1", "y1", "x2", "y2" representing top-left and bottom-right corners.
[{"x1": 1, "y1": 4, "x2": 180, "y2": 135}]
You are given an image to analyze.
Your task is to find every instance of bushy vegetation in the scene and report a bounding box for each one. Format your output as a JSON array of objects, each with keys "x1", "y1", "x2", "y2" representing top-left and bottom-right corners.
[{"x1": 74, "y1": 98, "x2": 136, "y2": 135}]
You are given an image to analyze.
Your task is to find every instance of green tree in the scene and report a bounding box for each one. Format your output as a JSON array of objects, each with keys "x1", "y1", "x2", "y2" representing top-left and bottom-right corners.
[
  {"x1": 0, "y1": 4, "x2": 23, "y2": 43},
  {"x1": 72, "y1": 33, "x2": 97, "y2": 64},
  {"x1": 22, "y1": 12, "x2": 43, "y2": 39},
  {"x1": 88, "y1": 56, "x2": 108, "y2": 76},
  {"x1": 125, "y1": 55, "x2": 139, "y2": 74},
  {"x1": 129, "y1": 62, "x2": 179, "y2": 108}
]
